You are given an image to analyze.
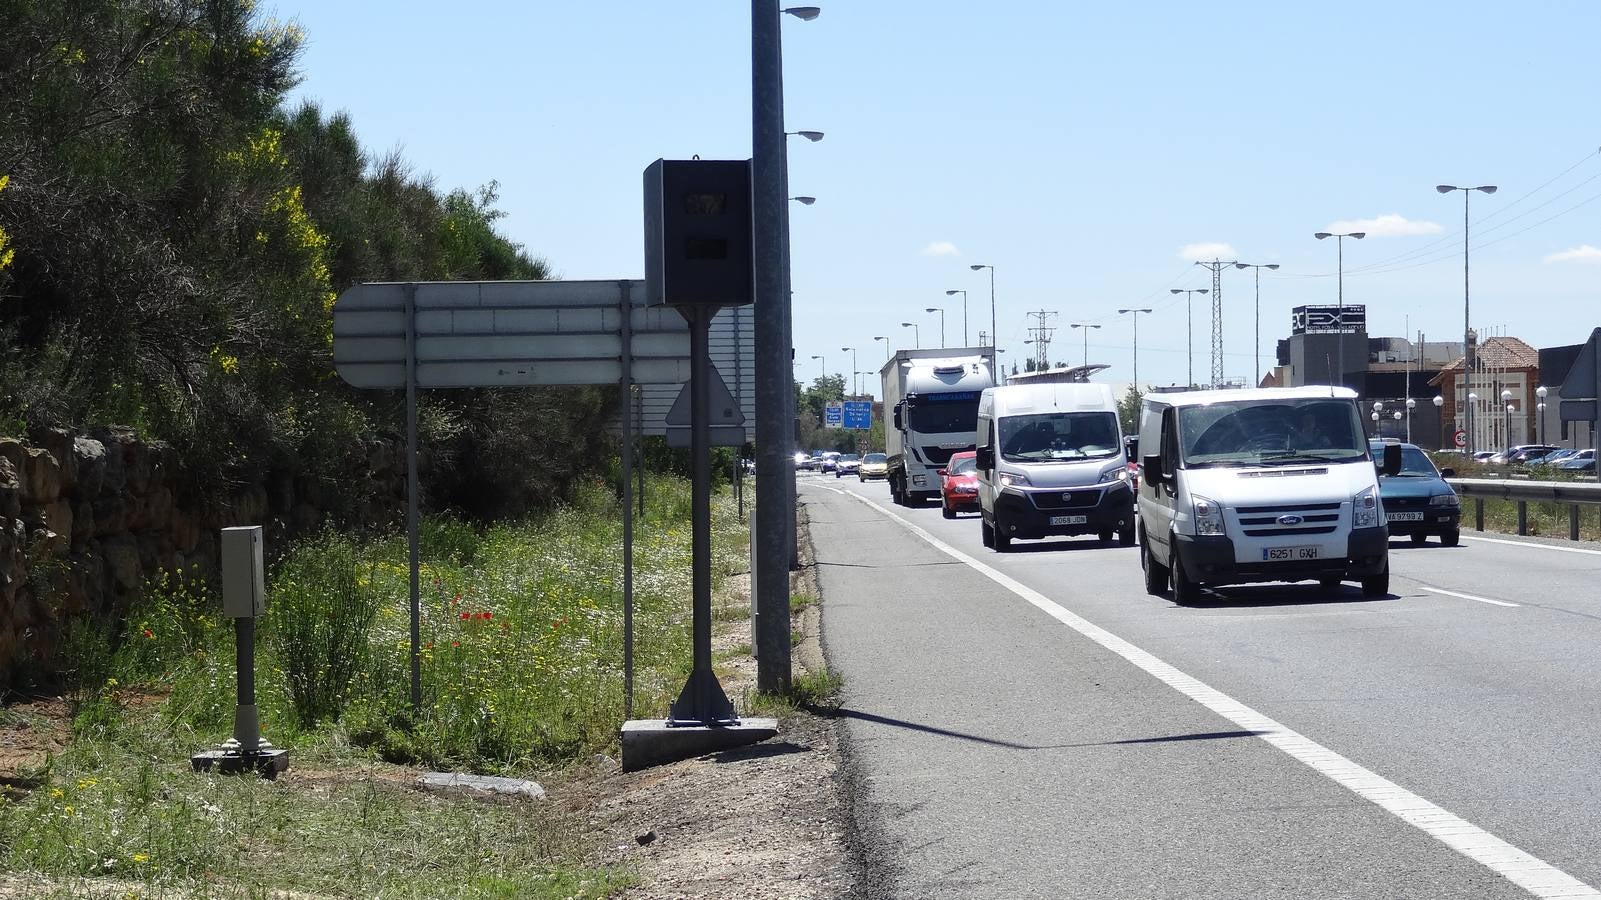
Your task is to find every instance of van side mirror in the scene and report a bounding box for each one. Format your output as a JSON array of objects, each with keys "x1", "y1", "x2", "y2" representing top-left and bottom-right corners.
[
  {"x1": 892, "y1": 404, "x2": 903, "y2": 431},
  {"x1": 976, "y1": 447, "x2": 994, "y2": 471},
  {"x1": 1382, "y1": 443, "x2": 1402, "y2": 477},
  {"x1": 1141, "y1": 454, "x2": 1164, "y2": 485},
  {"x1": 1439, "y1": 467, "x2": 1455, "y2": 479}
]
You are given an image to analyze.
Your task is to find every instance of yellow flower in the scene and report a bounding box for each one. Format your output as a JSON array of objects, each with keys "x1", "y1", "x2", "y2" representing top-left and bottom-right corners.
[
  {"x1": 132, "y1": 853, "x2": 149, "y2": 864},
  {"x1": 63, "y1": 805, "x2": 74, "y2": 815},
  {"x1": 49, "y1": 788, "x2": 64, "y2": 800},
  {"x1": 76, "y1": 778, "x2": 98, "y2": 789}
]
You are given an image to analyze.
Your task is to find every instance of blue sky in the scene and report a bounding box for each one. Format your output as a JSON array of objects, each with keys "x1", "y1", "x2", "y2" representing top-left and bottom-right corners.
[{"x1": 285, "y1": 1, "x2": 1600, "y2": 397}]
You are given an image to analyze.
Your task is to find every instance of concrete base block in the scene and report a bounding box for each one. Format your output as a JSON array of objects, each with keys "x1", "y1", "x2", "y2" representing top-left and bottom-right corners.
[
  {"x1": 620, "y1": 718, "x2": 778, "y2": 772},
  {"x1": 191, "y1": 748, "x2": 290, "y2": 779}
]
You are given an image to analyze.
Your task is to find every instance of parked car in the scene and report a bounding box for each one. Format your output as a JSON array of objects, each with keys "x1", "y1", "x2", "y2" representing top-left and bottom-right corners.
[
  {"x1": 859, "y1": 452, "x2": 889, "y2": 481},
  {"x1": 1472, "y1": 451, "x2": 1497, "y2": 462},
  {"x1": 1488, "y1": 444, "x2": 1559, "y2": 465},
  {"x1": 1371, "y1": 440, "x2": 1461, "y2": 546},
  {"x1": 834, "y1": 453, "x2": 861, "y2": 477},
  {"x1": 1557, "y1": 449, "x2": 1596, "y2": 474},
  {"x1": 1531, "y1": 448, "x2": 1580, "y2": 467},
  {"x1": 938, "y1": 451, "x2": 980, "y2": 518}
]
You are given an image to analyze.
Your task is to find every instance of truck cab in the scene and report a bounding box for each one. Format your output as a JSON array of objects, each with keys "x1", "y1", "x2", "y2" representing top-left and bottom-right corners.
[
  {"x1": 880, "y1": 349, "x2": 996, "y2": 505},
  {"x1": 1136, "y1": 386, "x2": 1401, "y2": 604}
]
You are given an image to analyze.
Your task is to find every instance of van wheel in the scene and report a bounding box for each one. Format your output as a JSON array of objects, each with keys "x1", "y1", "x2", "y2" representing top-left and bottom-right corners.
[
  {"x1": 1361, "y1": 565, "x2": 1390, "y2": 598},
  {"x1": 1169, "y1": 545, "x2": 1200, "y2": 605},
  {"x1": 942, "y1": 501, "x2": 955, "y2": 520},
  {"x1": 1440, "y1": 529, "x2": 1460, "y2": 547},
  {"x1": 993, "y1": 516, "x2": 1012, "y2": 552},
  {"x1": 1140, "y1": 528, "x2": 1169, "y2": 595},
  {"x1": 1118, "y1": 527, "x2": 1136, "y2": 547},
  {"x1": 981, "y1": 518, "x2": 995, "y2": 548}
]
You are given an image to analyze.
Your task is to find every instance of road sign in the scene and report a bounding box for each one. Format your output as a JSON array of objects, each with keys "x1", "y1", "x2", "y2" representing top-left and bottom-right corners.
[
  {"x1": 664, "y1": 367, "x2": 746, "y2": 447},
  {"x1": 824, "y1": 403, "x2": 843, "y2": 427},
  {"x1": 614, "y1": 305, "x2": 755, "y2": 442},
  {"x1": 1559, "y1": 327, "x2": 1601, "y2": 422},
  {"x1": 1453, "y1": 429, "x2": 1466, "y2": 448},
  {"x1": 843, "y1": 400, "x2": 872, "y2": 430},
  {"x1": 334, "y1": 279, "x2": 706, "y2": 388}
]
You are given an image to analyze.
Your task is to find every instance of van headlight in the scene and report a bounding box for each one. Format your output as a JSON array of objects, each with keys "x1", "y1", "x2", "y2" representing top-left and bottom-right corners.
[
  {"x1": 999, "y1": 471, "x2": 1031, "y2": 488},
  {"x1": 1353, "y1": 486, "x2": 1380, "y2": 529},
  {"x1": 1430, "y1": 492, "x2": 1460, "y2": 507},
  {"x1": 1192, "y1": 494, "x2": 1224, "y2": 536},
  {"x1": 1099, "y1": 467, "x2": 1129, "y2": 483}
]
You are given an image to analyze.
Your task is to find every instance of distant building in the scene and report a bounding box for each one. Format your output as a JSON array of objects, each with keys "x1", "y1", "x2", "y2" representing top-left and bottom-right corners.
[
  {"x1": 1428, "y1": 334, "x2": 1540, "y2": 452},
  {"x1": 1537, "y1": 342, "x2": 1597, "y2": 450}
]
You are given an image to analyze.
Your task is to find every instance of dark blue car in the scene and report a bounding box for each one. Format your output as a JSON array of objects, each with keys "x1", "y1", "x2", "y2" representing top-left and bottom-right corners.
[{"x1": 1371, "y1": 441, "x2": 1461, "y2": 546}]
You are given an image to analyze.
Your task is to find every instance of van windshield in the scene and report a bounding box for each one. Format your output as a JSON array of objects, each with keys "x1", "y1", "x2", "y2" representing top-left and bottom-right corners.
[
  {"x1": 1000, "y1": 412, "x2": 1120, "y2": 462},
  {"x1": 1179, "y1": 398, "x2": 1366, "y2": 467}
]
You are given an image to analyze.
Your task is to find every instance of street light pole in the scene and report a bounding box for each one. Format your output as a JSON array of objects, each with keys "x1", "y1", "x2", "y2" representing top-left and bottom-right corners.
[
  {"x1": 1537, "y1": 385, "x2": 1548, "y2": 444},
  {"x1": 1433, "y1": 394, "x2": 1445, "y2": 449},
  {"x1": 1170, "y1": 289, "x2": 1209, "y2": 388},
  {"x1": 1436, "y1": 184, "x2": 1498, "y2": 455},
  {"x1": 945, "y1": 290, "x2": 968, "y2": 345},
  {"x1": 971, "y1": 264, "x2": 996, "y2": 352},
  {"x1": 811, "y1": 354, "x2": 825, "y2": 385},
  {"x1": 1117, "y1": 308, "x2": 1152, "y2": 390},
  {"x1": 1070, "y1": 323, "x2": 1101, "y2": 368},
  {"x1": 901, "y1": 321, "x2": 919, "y2": 349},
  {"x1": 1313, "y1": 231, "x2": 1365, "y2": 387},
  {"x1": 1233, "y1": 262, "x2": 1280, "y2": 386},
  {"x1": 924, "y1": 307, "x2": 945, "y2": 347},
  {"x1": 841, "y1": 346, "x2": 857, "y2": 397},
  {"x1": 873, "y1": 335, "x2": 889, "y2": 360}
]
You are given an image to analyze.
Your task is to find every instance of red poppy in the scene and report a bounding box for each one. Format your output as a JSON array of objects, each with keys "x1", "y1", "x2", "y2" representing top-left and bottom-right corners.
[
  {"x1": 424, "y1": 642, "x2": 434, "y2": 650},
  {"x1": 142, "y1": 629, "x2": 154, "y2": 639},
  {"x1": 478, "y1": 611, "x2": 493, "y2": 620},
  {"x1": 459, "y1": 611, "x2": 471, "y2": 621},
  {"x1": 451, "y1": 640, "x2": 460, "y2": 648}
]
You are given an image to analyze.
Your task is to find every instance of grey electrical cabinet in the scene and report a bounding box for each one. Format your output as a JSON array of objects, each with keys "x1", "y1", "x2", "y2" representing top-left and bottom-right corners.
[
  {"x1": 643, "y1": 158, "x2": 753, "y2": 308},
  {"x1": 221, "y1": 526, "x2": 266, "y2": 618}
]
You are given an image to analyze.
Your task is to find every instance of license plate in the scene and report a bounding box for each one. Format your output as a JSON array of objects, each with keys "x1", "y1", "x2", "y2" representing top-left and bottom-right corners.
[
  {"x1": 1262, "y1": 546, "x2": 1319, "y2": 561},
  {"x1": 1050, "y1": 515, "x2": 1088, "y2": 526},
  {"x1": 1387, "y1": 511, "x2": 1425, "y2": 522}
]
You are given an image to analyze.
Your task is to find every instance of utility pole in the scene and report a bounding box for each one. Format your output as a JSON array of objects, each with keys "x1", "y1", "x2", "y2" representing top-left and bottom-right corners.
[
  {"x1": 1193, "y1": 258, "x2": 1238, "y2": 388},
  {"x1": 1026, "y1": 309, "x2": 1058, "y2": 371}
]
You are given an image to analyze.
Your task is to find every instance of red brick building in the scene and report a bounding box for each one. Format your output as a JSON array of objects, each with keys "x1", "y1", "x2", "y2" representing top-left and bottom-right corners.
[{"x1": 1428, "y1": 336, "x2": 1540, "y2": 452}]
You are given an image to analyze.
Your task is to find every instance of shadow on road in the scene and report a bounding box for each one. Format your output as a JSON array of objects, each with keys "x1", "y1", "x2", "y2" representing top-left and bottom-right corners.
[
  {"x1": 1181, "y1": 583, "x2": 1398, "y2": 609},
  {"x1": 815, "y1": 706, "x2": 1264, "y2": 751},
  {"x1": 996, "y1": 539, "x2": 1130, "y2": 554}
]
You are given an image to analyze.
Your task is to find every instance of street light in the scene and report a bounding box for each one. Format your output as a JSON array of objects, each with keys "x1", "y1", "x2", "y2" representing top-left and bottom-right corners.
[
  {"x1": 924, "y1": 307, "x2": 945, "y2": 347},
  {"x1": 1536, "y1": 385, "x2": 1548, "y2": 444},
  {"x1": 1233, "y1": 262, "x2": 1280, "y2": 385},
  {"x1": 1501, "y1": 389, "x2": 1514, "y2": 449},
  {"x1": 810, "y1": 354, "x2": 826, "y2": 384},
  {"x1": 1170, "y1": 289, "x2": 1209, "y2": 388},
  {"x1": 1468, "y1": 392, "x2": 1479, "y2": 450},
  {"x1": 840, "y1": 346, "x2": 858, "y2": 397},
  {"x1": 1313, "y1": 230, "x2": 1366, "y2": 386},
  {"x1": 901, "y1": 321, "x2": 919, "y2": 349},
  {"x1": 945, "y1": 290, "x2": 968, "y2": 345},
  {"x1": 873, "y1": 335, "x2": 890, "y2": 359},
  {"x1": 782, "y1": 6, "x2": 820, "y2": 20},
  {"x1": 1433, "y1": 394, "x2": 1445, "y2": 449},
  {"x1": 1406, "y1": 397, "x2": 1416, "y2": 443},
  {"x1": 786, "y1": 130, "x2": 825, "y2": 142},
  {"x1": 1437, "y1": 183, "x2": 1497, "y2": 455},
  {"x1": 1117, "y1": 308, "x2": 1153, "y2": 390},
  {"x1": 789, "y1": 196, "x2": 816, "y2": 205},
  {"x1": 1070, "y1": 323, "x2": 1102, "y2": 368},
  {"x1": 970, "y1": 264, "x2": 997, "y2": 353}
]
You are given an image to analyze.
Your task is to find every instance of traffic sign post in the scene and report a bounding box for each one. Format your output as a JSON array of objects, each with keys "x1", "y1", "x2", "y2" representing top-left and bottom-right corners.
[
  {"x1": 823, "y1": 403, "x2": 843, "y2": 427},
  {"x1": 843, "y1": 400, "x2": 872, "y2": 430},
  {"x1": 1453, "y1": 429, "x2": 1467, "y2": 449}
]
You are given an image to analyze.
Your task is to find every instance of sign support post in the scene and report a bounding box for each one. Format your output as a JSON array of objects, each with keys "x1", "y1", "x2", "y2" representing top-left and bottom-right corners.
[
  {"x1": 619, "y1": 280, "x2": 635, "y2": 719},
  {"x1": 404, "y1": 282, "x2": 422, "y2": 717}
]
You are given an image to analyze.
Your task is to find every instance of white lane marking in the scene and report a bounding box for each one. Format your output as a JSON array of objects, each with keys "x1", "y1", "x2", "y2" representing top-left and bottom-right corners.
[
  {"x1": 1423, "y1": 586, "x2": 1520, "y2": 608},
  {"x1": 813, "y1": 484, "x2": 1600, "y2": 900},
  {"x1": 1461, "y1": 534, "x2": 1601, "y2": 557}
]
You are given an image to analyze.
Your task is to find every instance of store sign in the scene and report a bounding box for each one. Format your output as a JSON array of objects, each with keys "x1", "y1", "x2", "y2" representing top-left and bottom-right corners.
[{"x1": 1292, "y1": 304, "x2": 1366, "y2": 335}]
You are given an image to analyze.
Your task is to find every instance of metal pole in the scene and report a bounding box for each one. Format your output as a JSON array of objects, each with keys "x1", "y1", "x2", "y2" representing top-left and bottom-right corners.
[
  {"x1": 668, "y1": 307, "x2": 737, "y2": 725},
  {"x1": 1463, "y1": 190, "x2": 1474, "y2": 455},
  {"x1": 234, "y1": 617, "x2": 258, "y2": 752},
  {"x1": 751, "y1": 0, "x2": 792, "y2": 694},
  {"x1": 1132, "y1": 313, "x2": 1139, "y2": 389},
  {"x1": 989, "y1": 267, "x2": 996, "y2": 354},
  {"x1": 619, "y1": 280, "x2": 634, "y2": 719},
  {"x1": 1336, "y1": 236, "x2": 1344, "y2": 388},
  {"x1": 1186, "y1": 293, "x2": 1193, "y2": 388},
  {"x1": 1254, "y1": 266, "x2": 1261, "y2": 386},
  {"x1": 404, "y1": 282, "x2": 421, "y2": 717},
  {"x1": 961, "y1": 292, "x2": 968, "y2": 346}
]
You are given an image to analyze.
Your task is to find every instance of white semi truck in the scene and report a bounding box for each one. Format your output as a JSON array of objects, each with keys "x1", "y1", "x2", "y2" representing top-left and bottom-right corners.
[{"x1": 880, "y1": 348, "x2": 997, "y2": 505}]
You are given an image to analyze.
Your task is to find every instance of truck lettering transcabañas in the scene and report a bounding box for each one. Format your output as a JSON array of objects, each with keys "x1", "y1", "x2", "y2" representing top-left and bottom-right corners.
[{"x1": 879, "y1": 348, "x2": 997, "y2": 505}]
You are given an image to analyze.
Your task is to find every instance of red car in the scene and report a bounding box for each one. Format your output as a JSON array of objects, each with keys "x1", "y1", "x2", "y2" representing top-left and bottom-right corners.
[{"x1": 939, "y1": 451, "x2": 980, "y2": 519}]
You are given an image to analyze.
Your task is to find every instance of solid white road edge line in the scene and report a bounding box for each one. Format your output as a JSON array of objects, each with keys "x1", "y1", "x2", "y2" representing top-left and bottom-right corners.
[
  {"x1": 1461, "y1": 534, "x2": 1601, "y2": 557},
  {"x1": 810, "y1": 482, "x2": 1600, "y2": 900},
  {"x1": 1422, "y1": 586, "x2": 1520, "y2": 608}
]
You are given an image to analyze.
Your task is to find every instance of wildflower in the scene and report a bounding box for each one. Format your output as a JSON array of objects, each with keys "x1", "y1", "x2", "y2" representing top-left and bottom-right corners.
[
  {"x1": 459, "y1": 611, "x2": 471, "y2": 621},
  {"x1": 63, "y1": 805, "x2": 74, "y2": 815},
  {"x1": 143, "y1": 629, "x2": 154, "y2": 639},
  {"x1": 76, "y1": 778, "x2": 97, "y2": 789},
  {"x1": 49, "y1": 788, "x2": 64, "y2": 800},
  {"x1": 423, "y1": 642, "x2": 434, "y2": 650},
  {"x1": 451, "y1": 641, "x2": 460, "y2": 648},
  {"x1": 133, "y1": 853, "x2": 149, "y2": 864},
  {"x1": 105, "y1": 678, "x2": 118, "y2": 688},
  {"x1": 477, "y1": 611, "x2": 493, "y2": 621}
]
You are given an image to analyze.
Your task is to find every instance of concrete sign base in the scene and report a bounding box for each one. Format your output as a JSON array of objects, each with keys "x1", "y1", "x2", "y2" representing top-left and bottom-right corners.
[{"x1": 619, "y1": 718, "x2": 778, "y2": 772}]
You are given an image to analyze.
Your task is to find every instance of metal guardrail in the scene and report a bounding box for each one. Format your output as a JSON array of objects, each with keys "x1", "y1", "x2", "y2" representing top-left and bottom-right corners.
[{"x1": 1446, "y1": 477, "x2": 1601, "y2": 541}]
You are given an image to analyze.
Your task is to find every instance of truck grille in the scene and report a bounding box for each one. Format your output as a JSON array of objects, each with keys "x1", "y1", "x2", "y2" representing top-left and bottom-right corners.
[
  {"x1": 920, "y1": 446, "x2": 960, "y2": 465},
  {"x1": 1233, "y1": 502, "x2": 1341, "y2": 537}
]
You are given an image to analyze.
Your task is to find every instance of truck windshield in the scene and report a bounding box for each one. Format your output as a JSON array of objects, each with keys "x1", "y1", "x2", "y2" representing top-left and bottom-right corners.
[
  {"x1": 907, "y1": 396, "x2": 981, "y2": 434},
  {"x1": 1180, "y1": 398, "x2": 1366, "y2": 467},
  {"x1": 1000, "y1": 412, "x2": 1120, "y2": 462}
]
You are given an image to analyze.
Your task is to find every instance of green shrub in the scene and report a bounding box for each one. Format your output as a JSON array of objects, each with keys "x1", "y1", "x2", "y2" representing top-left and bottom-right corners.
[{"x1": 264, "y1": 533, "x2": 383, "y2": 728}]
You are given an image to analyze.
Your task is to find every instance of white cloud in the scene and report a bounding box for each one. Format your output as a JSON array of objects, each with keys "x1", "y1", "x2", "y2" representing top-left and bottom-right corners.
[
  {"x1": 1544, "y1": 244, "x2": 1601, "y2": 264},
  {"x1": 1178, "y1": 242, "x2": 1237, "y2": 261},
  {"x1": 1324, "y1": 213, "x2": 1443, "y2": 237},
  {"x1": 921, "y1": 240, "x2": 960, "y2": 257}
]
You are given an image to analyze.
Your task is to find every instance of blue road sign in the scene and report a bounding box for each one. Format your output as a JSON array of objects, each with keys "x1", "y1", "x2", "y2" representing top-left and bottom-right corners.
[
  {"x1": 843, "y1": 400, "x2": 872, "y2": 430},
  {"x1": 824, "y1": 403, "x2": 844, "y2": 427}
]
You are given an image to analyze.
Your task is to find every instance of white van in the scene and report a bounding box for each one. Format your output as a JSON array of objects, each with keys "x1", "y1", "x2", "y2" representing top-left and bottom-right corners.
[
  {"x1": 1135, "y1": 386, "x2": 1401, "y2": 604},
  {"x1": 974, "y1": 383, "x2": 1135, "y2": 551}
]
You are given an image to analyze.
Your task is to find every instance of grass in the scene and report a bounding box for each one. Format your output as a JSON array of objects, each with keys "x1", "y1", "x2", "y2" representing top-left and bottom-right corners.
[
  {"x1": 0, "y1": 473, "x2": 748, "y2": 896},
  {"x1": 746, "y1": 668, "x2": 844, "y2": 718}
]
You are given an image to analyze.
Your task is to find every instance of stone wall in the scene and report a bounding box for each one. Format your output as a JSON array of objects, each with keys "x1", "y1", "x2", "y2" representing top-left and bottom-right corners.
[{"x1": 0, "y1": 427, "x2": 406, "y2": 685}]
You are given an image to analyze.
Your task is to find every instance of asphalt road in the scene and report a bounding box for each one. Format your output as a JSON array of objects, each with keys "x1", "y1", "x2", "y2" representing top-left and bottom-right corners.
[{"x1": 802, "y1": 471, "x2": 1601, "y2": 899}]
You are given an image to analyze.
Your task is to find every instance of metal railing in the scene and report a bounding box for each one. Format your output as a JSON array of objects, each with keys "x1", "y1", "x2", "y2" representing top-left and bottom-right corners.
[{"x1": 1446, "y1": 477, "x2": 1601, "y2": 541}]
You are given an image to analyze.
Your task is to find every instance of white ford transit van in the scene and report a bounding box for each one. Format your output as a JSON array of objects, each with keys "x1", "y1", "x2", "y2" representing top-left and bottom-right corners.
[
  {"x1": 974, "y1": 383, "x2": 1135, "y2": 552},
  {"x1": 1136, "y1": 386, "x2": 1401, "y2": 603}
]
